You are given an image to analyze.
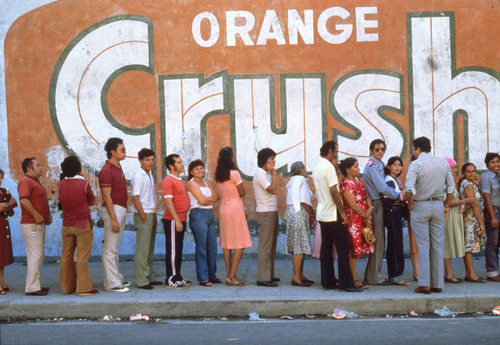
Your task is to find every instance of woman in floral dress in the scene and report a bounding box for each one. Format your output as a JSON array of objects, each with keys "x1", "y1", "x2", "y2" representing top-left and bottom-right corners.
[
  {"x1": 339, "y1": 158, "x2": 374, "y2": 289},
  {"x1": 459, "y1": 162, "x2": 486, "y2": 283}
]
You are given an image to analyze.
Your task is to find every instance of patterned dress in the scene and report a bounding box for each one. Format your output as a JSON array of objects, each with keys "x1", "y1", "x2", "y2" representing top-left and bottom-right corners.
[
  {"x1": 285, "y1": 176, "x2": 313, "y2": 255},
  {"x1": 340, "y1": 177, "x2": 374, "y2": 258},
  {"x1": 459, "y1": 180, "x2": 485, "y2": 253}
]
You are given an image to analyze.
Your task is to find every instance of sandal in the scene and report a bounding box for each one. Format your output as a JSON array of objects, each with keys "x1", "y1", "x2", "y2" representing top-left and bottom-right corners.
[
  {"x1": 2, "y1": 286, "x2": 12, "y2": 292},
  {"x1": 354, "y1": 280, "x2": 368, "y2": 289},
  {"x1": 444, "y1": 276, "x2": 463, "y2": 284},
  {"x1": 391, "y1": 279, "x2": 410, "y2": 286},
  {"x1": 231, "y1": 277, "x2": 248, "y2": 286},
  {"x1": 211, "y1": 278, "x2": 223, "y2": 284},
  {"x1": 0, "y1": 289, "x2": 6, "y2": 295},
  {"x1": 199, "y1": 281, "x2": 212, "y2": 287}
]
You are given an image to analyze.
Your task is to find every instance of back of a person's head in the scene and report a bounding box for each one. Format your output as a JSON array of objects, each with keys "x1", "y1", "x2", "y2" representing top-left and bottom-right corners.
[
  {"x1": 60, "y1": 156, "x2": 82, "y2": 180},
  {"x1": 413, "y1": 136, "x2": 431, "y2": 153},
  {"x1": 319, "y1": 141, "x2": 337, "y2": 157},
  {"x1": 215, "y1": 147, "x2": 236, "y2": 183}
]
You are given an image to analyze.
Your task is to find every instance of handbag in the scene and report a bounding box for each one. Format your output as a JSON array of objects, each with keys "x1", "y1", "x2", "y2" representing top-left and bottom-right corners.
[{"x1": 362, "y1": 226, "x2": 376, "y2": 244}]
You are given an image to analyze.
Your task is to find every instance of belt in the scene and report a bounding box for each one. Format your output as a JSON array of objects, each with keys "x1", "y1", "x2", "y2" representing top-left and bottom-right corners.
[{"x1": 415, "y1": 197, "x2": 442, "y2": 202}]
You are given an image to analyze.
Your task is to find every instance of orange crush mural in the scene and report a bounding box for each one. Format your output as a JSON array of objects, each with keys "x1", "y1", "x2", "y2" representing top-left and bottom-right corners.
[{"x1": 4, "y1": 0, "x2": 500, "y2": 230}]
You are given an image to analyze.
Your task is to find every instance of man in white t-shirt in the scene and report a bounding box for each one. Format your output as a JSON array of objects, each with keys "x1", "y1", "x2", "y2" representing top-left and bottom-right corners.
[
  {"x1": 253, "y1": 148, "x2": 279, "y2": 287},
  {"x1": 312, "y1": 141, "x2": 362, "y2": 292},
  {"x1": 131, "y1": 148, "x2": 161, "y2": 289}
]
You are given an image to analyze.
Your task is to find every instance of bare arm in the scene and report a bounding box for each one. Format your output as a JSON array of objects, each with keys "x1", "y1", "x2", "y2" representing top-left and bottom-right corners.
[
  {"x1": 20, "y1": 198, "x2": 44, "y2": 224},
  {"x1": 163, "y1": 197, "x2": 183, "y2": 232},
  {"x1": 330, "y1": 185, "x2": 348, "y2": 226},
  {"x1": 187, "y1": 181, "x2": 218, "y2": 206},
  {"x1": 237, "y1": 183, "x2": 245, "y2": 198},
  {"x1": 342, "y1": 190, "x2": 369, "y2": 219},
  {"x1": 464, "y1": 184, "x2": 484, "y2": 235},
  {"x1": 265, "y1": 164, "x2": 277, "y2": 195},
  {"x1": 102, "y1": 186, "x2": 120, "y2": 232},
  {"x1": 132, "y1": 195, "x2": 147, "y2": 223}
]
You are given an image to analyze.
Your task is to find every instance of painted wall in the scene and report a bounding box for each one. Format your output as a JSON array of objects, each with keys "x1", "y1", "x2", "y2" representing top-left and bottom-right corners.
[{"x1": 1, "y1": 0, "x2": 499, "y2": 256}]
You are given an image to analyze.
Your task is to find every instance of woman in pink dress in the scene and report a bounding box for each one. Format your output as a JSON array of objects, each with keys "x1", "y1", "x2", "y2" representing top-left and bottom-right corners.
[
  {"x1": 339, "y1": 158, "x2": 374, "y2": 289},
  {"x1": 215, "y1": 147, "x2": 252, "y2": 286}
]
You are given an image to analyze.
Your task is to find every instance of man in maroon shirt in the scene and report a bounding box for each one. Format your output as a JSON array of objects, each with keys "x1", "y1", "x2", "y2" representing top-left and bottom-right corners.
[
  {"x1": 162, "y1": 154, "x2": 190, "y2": 289},
  {"x1": 18, "y1": 157, "x2": 52, "y2": 296},
  {"x1": 59, "y1": 156, "x2": 97, "y2": 296},
  {"x1": 99, "y1": 138, "x2": 130, "y2": 293}
]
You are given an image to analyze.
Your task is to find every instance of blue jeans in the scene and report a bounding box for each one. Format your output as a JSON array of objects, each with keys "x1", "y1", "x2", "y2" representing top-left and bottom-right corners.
[{"x1": 189, "y1": 208, "x2": 217, "y2": 282}]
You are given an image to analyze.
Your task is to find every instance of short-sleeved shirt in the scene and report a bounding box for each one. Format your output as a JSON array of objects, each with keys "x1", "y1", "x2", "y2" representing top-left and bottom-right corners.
[
  {"x1": 59, "y1": 176, "x2": 95, "y2": 228},
  {"x1": 18, "y1": 175, "x2": 50, "y2": 224},
  {"x1": 98, "y1": 160, "x2": 128, "y2": 208},
  {"x1": 480, "y1": 169, "x2": 500, "y2": 207},
  {"x1": 162, "y1": 174, "x2": 189, "y2": 221},
  {"x1": 312, "y1": 157, "x2": 339, "y2": 222},
  {"x1": 253, "y1": 168, "x2": 277, "y2": 212},
  {"x1": 131, "y1": 168, "x2": 157, "y2": 213}
]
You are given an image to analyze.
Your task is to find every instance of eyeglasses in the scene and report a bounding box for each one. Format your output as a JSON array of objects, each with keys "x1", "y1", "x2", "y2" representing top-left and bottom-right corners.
[
  {"x1": 120, "y1": 148, "x2": 127, "y2": 153},
  {"x1": 374, "y1": 148, "x2": 386, "y2": 152}
]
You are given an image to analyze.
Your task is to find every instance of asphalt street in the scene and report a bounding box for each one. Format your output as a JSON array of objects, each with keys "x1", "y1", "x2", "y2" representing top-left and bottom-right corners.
[{"x1": 1, "y1": 316, "x2": 499, "y2": 345}]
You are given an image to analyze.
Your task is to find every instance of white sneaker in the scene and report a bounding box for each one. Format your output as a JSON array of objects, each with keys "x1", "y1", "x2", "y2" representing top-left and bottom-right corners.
[
  {"x1": 106, "y1": 286, "x2": 129, "y2": 293},
  {"x1": 165, "y1": 277, "x2": 186, "y2": 290},
  {"x1": 122, "y1": 281, "x2": 132, "y2": 288}
]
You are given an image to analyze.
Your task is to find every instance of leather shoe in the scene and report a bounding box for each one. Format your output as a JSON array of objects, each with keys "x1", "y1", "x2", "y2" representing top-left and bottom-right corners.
[
  {"x1": 302, "y1": 278, "x2": 315, "y2": 284},
  {"x1": 291, "y1": 280, "x2": 311, "y2": 287},
  {"x1": 271, "y1": 277, "x2": 280, "y2": 282},
  {"x1": 430, "y1": 287, "x2": 442, "y2": 293},
  {"x1": 137, "y1": 284, "x2": 154, "y2": 290},
  {"x1": 41, "y1": 287, "x2": 49, "y2": 292},
  {"x1": 149, "y1": 281, "x2": 163, "y2": 286},
  {"x1": 256, "y1": 281, "x2": 278, "y2": 287},
  {"x1": 414, "y1": 286, "x2": 431, "y2": 294},
  {"x1": 487, "y1": 276, "x2": 500, "y2": 282},
  {"x1": 25, "y1": 290, "x2": 48, "y2": 296}
]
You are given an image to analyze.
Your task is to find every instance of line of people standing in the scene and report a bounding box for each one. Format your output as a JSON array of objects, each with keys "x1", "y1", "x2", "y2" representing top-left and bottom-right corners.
[{"x1": 0, "y1": 135, "x2": 498, "y2": 296}]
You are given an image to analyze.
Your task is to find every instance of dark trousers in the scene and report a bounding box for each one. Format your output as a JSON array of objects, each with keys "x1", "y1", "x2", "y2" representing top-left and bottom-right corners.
[
  {"x1": 163, "y1": 219, "x2": 186, "y2": 281},
  {"x1": 384, "y1": 205, "x2": 405, "y2": 282},
  {"x1": 319, "y1": 220, "x2": 354, "y2": 290},
  {"x1": 484, "y1": 207, "x2": 500, "y2": 275}
]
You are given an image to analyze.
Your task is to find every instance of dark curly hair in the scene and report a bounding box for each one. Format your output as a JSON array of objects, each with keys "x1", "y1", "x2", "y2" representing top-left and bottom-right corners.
[{"x1": 338, "y1": 157, "x2": 358, "y2": 176}]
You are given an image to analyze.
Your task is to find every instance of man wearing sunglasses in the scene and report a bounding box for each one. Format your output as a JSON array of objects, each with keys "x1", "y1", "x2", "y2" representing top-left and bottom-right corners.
[{"x1": 363, "y1": 139, "x2": 400, "y2": 285}]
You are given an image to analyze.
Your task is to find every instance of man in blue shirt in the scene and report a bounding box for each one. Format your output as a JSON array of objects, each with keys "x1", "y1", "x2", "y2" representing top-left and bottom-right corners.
[
  {"x1": 480, "y1": 152, "x2": 500, "y2": 282},
  {"x1": 363, "y1": 139, "x2": 399, "y2": 285}
]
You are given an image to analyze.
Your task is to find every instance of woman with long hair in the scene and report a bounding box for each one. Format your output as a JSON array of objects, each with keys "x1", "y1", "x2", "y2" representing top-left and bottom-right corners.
[
  {"x1": 339, "y1": 158, "x2": 374, "y2": 289},
  {"x1": 187, "y1": 159, "x2": 220, "y2": 286},
  {"x1": 215, "y1": 147, "x2": 252, "y2": 286},
  {"x1": 383, "y1": 156, "x2": 410, "y2": 286},
  {"x1": 459, "y1": 162, "x2": 486, "y2": 283}
]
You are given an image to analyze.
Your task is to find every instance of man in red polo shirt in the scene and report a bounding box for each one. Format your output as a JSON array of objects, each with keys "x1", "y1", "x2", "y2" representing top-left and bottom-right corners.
[
  {"x1": 162, "y1": 154, "x2": 190, "y2": 289},
  {"x1": 18, "y1": 157, "x2": 52, "y2": 296},
  {"x1": 99, "y1": 137, "x2": 130, "y2": 293}
]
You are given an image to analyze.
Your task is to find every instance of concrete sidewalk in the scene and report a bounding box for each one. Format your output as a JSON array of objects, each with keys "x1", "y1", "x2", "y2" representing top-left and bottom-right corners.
[{"x1": 0, "y1": 257, "x2": 499, "y2": 319}]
